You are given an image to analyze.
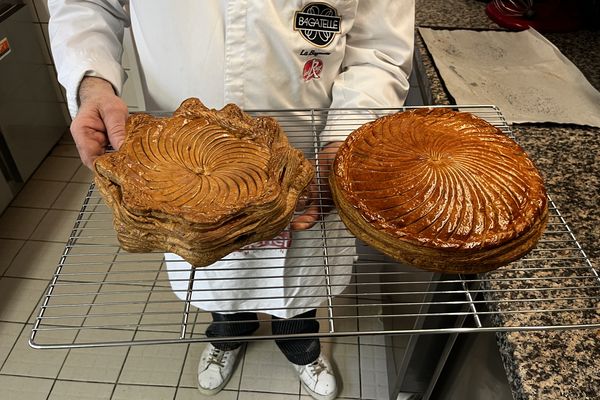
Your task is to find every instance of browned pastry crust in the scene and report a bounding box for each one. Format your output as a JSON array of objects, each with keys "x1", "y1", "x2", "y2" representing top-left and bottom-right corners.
[
  {"x1": 330, "y1": 108, "x2": 548, "y2": 273},
  {"x1": 94, "y1": 98, "x2": 314, "y2": 267}
]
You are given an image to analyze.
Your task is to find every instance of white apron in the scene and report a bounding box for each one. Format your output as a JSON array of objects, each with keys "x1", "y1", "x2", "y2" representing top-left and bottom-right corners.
[{"x1": 166, "y1": 213, "x2": 355, "y2": 318}]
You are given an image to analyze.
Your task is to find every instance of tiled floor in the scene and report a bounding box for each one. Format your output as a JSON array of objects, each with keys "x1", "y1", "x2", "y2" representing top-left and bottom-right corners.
[{"x1": 0, "y1": 136, "x2": 392, "y2": 400}]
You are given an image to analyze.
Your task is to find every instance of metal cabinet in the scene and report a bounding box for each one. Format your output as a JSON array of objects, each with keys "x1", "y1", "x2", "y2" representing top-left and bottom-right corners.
[{"x1": 0, "y1": 2, "x2": 67, "y2": 213}]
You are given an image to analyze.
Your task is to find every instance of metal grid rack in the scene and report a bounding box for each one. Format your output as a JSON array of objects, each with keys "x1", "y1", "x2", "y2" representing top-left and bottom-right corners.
[{"x1": 30, "y1": 106, "x2": 600, "y2": 349}]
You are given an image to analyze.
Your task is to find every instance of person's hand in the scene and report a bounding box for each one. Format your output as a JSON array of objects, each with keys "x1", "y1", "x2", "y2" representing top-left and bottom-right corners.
[
  {"x1": 291, "y1": 141, "x2": 342, "y2": 231},
  {"x1": 70, "y1": 76, "x2": 128, "y2": 169}
]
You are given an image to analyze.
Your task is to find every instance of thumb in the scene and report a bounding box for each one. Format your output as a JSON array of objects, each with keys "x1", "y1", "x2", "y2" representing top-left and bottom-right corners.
[{"x1": 100, "y1": 102, "x2": 128, "y2": 150}]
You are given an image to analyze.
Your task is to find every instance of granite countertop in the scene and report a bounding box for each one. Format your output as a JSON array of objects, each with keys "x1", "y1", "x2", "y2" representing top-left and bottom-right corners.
[{"x1": 414, "y1": 1, "x2": 600, "y2": 399}]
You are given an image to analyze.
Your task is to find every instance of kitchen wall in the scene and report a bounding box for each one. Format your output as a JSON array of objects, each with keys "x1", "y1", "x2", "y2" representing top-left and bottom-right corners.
[
  {"x1": 22, "y1": 0, "x2": 69, "y2": 125},
  {"x1": 24, "y1": 0, "x2": 146, "y2": 117}
]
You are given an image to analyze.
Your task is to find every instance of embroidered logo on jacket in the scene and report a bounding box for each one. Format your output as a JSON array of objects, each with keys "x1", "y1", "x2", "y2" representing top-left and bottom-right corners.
[
  {"x1": 303, "y1": 59, "x2": 324, "y2": 81},
  {"x1": 300, "y1": 49, "x2": 331, "y2": 57},
  {"x1": 294, "y1": 3, "x2": 341, "y2": 47}
]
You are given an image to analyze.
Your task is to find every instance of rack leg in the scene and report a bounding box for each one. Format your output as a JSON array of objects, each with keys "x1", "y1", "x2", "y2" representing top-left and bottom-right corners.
[{"x1": 180, "y1": 268, "x2": 198, "y2": 339}]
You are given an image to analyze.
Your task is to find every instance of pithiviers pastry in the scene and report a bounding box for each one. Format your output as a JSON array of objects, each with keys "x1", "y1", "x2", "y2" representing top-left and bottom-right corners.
[
  {"x1": 330, "y1": 108, "x2": 548, "y2": 273},
  {"x1": 94, "y1": 98, "x2": 314, "y2": 267}
]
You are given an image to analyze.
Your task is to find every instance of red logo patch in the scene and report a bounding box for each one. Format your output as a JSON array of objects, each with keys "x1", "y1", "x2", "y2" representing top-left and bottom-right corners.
[{"x1": 303, "y1": 58, "x2": 323, "y2": 81}]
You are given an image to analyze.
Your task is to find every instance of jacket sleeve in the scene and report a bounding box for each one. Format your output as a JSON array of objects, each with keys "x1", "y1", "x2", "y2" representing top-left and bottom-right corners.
[
  {"x1": 323, "y1": 0, "x2": 415, "y2": 142},
  {"x1": 48, "y1": 0, "x2": 130, "y2": 117}
]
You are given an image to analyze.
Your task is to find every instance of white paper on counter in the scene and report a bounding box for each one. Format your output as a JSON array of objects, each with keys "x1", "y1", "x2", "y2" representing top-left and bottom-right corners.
[{"x1": 419, "y1": 27, "x2": 600, "y2": 127}]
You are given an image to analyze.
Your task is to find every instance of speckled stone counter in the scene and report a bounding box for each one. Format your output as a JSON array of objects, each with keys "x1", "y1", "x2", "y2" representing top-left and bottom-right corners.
[{"x1": 415, "y1": 1, "x2": 600, "y2": 399}]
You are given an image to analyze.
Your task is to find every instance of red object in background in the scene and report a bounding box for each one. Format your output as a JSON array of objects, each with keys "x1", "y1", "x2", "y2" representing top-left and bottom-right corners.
[
  {"x1": 0, "y1": 37, "x2": 10, "y2": 59},
  {"x1": 486, "y1": 0, "x2": 586, "y2": 32}
]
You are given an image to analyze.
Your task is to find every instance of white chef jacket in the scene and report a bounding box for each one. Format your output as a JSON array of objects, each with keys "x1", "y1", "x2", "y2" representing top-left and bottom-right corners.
[{"x1": 49, "y1": 0, "x2": 415, "y2": 318}]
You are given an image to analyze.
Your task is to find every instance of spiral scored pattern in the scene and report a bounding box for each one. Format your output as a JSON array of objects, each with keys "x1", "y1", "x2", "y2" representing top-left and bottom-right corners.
[
  {"x1": 331, "y1": 108, "x2": 548, "y2": 272},
  {"x1": 94, "y1": 98, "x2": 314, "y2": 267},
  {"x1": 125, "y1": 118, "x2": 271, "y2": 215},
  {"x1": 96, "y1": 99, "x2": 294, "y2": 223}
]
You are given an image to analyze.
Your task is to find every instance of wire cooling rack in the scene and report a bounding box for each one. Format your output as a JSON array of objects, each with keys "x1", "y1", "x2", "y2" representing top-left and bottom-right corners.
[{"x1": 30, "y1": 106, "x2": 600, "y2": 349}]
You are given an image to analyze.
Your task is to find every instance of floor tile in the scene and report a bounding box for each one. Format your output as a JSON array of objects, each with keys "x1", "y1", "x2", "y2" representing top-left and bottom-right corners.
[
  {"x1": 5, "y1": 240, "x2": 66, "y2": 280},
  {"x1": 48, "y1": 380, "x2": 114, "y2": 400},
  {"x1": 1, "y1": 325, "x2": 75, "y2": 378},
  {"x1": 359, "y1": 341, "x2": 390, "y2": 400},
  {"x1": 112, "y1": 251, "x2": 165, "y2": 284},
  {"x1": 30, "y1": 209, "x2": 79, "y2": 242},
  {"x1": 0, "y1": 238, "x2": 25, "y2": 275},
  {"x1": 0, "y1": 375, "x2": 54, "y2": 400},
  {"x1": 58, "y1": 329, "x2": 134, "y2": 383},
  {"x1": 118, "y1": 332, "x2": 188, "y2": 387},
  {"x1": 70, "y1": 210, "x2": 120, "y2": 247},
  {"x1": 322, "y1": 342, "x2": 361, "y2": 399},
  {"x1": 238, "y1": 391, "x2": 299, "y2": 399},
  {"x1": 51, "y1": 143, "x2": 80, "y2": 158},
  {"x1": 32, "y1": 156, "x2": 82, "y2": 182},
  {"x1": 82, "y1": 283, "x2": 150, "y2": 330},
  {"x1": 240, "y1": 340, "x2": 300, "y2": 395},
  {"x1": 138, "y1": 287, "x2": 186, "y2": 333},
  {"x1": 52, "y1": 182, "x2": 92, "y2": 211},
  {"x1": 0, "y1": 207, "x2": 47, "y2": 240},
  {"x1": 179, "y1": 343, "x2": 201, "y2": 389},
  {"x1": 28, "y1": 281, "x2": 102, "y2": 329},
  {"x1": 327, "y1": 295, "x2": 359, "y2": 345},
  {"x1": 11, "y1": 179, "x2": 66, "y2": 209},
  {"x1": 0, "y1": 321, "x2": 25, "y2": 366},
  {"x1": 356, "y1": 303, "x2": 386, "y2": 334},
  {"x1": 112, "y1": 384, "x2": 176, "y2": 400},
  {"x1": 59, "y1": 133, "x2": 74, "y2": 144},
  {"x1": 153, "y1": 267, "x2": 175, "y2": 290},
  {"x1": 56, "y1": 244, "x2": 117, "y2": 277},
  {"x1": 175, "y1": 387, "x2": 238, "y2": 400},
  {"x1": 0, "y1": 277, "x2": 48, "y2": 323},
  {"x1": 71, "y1": 164, "x2": 94, "y2": 183}
]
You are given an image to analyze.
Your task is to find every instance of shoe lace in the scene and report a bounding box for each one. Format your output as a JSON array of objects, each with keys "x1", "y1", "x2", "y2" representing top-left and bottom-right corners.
[
  {"x1": 307, "y1": 358, "x2": 327, "y2": 376},
  {"x1": 206, "y1": 347, "x2": 228, "y2": 368}
]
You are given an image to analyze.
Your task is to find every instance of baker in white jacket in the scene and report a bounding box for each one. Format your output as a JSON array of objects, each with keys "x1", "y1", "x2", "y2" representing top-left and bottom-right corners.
[{"x1": 48, "y1": 1, "x2": 414, "y2": 398}]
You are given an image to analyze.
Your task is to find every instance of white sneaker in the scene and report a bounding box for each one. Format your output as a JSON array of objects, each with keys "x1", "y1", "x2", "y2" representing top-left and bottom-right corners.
[
  {"x1": 197, "y1": 343, "x2": 241, "y2": 395},
  {"x1": 294, "y1": 354, "x2": 338, "y2": 400}
]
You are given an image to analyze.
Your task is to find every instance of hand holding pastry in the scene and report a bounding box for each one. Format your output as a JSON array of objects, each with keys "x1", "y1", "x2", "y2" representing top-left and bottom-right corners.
[{"x1": 71, "y1": 76, "x2": 128, "y2": 169}]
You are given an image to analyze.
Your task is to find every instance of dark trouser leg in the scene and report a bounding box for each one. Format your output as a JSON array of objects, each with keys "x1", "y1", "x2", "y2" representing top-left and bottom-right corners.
[
  {"x1": 206, "y1": 312, "x2": 260, "y2": 351},
  {"x1": 272, "y1": 309, "x2": 321, "y2": 365}
]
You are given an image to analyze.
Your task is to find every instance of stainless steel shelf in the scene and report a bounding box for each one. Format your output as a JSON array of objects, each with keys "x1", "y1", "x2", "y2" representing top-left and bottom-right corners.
[{"x1": 29, "y1": 106, "x2": 600, "y2": 349}]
